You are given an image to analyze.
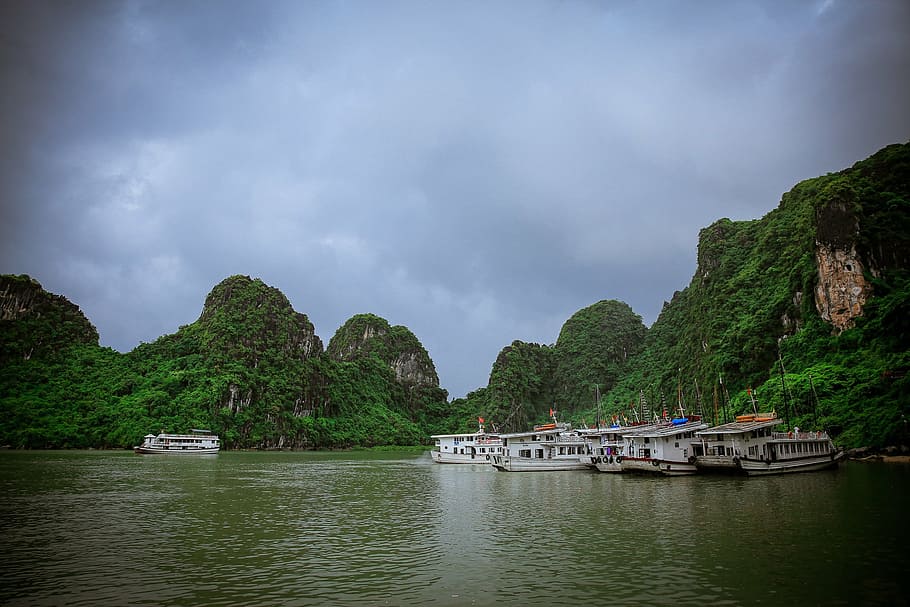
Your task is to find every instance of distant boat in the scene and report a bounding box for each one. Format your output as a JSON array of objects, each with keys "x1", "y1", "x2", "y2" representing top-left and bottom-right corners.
[
  {"x1": 134, "y1": 430, "x2": 220, "y2": 455},
  {"x1": 430, "y1": 420, "x2": 502, "y2": 463}
]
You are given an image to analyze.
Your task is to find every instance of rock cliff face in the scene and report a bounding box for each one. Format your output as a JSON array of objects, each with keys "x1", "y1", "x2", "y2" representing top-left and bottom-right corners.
[
  {"x1": 814, "y1": 243, "x2": 872, "y2": 332},
  {"x1": 327, "y1": 313, "x2": 439, "y2": 388},
  {"x1": 0, "y1": 274, "x2": 99, "y2": 360},
  {"x1": 198, "y1": 275, "x2": 323, "y2": 361}
]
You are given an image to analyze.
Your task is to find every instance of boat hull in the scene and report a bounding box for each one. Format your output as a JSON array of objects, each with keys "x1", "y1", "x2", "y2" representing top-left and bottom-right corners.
[
  {"x1": 621, "y1": 457, "x2": 698, "y2": 476},
  {"x1": 134, "y1": 446, "x2": 219, "y2": 455},
  {"x1": 431, "y1": 451, "x2": 494, "y2": 464},
  {"x1": 591, "y1": 455, "x2": 623, "y2": 473},
  {"x1": 739, "y1": 451, "x2": 844, "y2": 476},
  {"x1": 490, "y1": 455, "x2": 590, "y2": 472},
  {"x1": 694, "y1": 455, "x2": 743, "y2": 473}
]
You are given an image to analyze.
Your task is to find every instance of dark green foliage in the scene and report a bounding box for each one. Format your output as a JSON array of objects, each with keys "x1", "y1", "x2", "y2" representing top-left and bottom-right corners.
[
  {"x1": 598, "y1": 143, "x2": 910, "y2": 448},
  {"x1": 1, "y1": 275, "x2": 99, "y2": 362},
  {"x1": 0, "y1": 275, "x2": 451, "y2": 449},
  {"x1": 553, "y1": 300, "x2": 647, "y2": 413}
]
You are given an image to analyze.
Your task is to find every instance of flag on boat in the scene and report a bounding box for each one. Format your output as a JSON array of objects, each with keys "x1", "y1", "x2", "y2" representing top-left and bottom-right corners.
[{"x1": 478, "y1": 416, "x2": 484, "y2": 424}]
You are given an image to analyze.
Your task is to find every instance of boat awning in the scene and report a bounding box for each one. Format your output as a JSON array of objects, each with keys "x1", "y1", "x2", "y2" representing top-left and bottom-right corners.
[{"x1": 696, "y1": 418, "x2": 783, "y2": 437}]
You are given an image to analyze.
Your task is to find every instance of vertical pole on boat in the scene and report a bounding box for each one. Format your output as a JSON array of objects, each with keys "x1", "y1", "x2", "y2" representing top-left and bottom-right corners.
[
  {"x1": 694, "y1": 377, "x2": 704, "y2": 419},
  {"x1": 719, "y1": 374, "x2": 731, "y2": 424},
  {"x1": 713, "y1": 382, "x2": 719, "y2": 426},
  {"x1": 778, "y1": 349, "x2": 792, "y2": 431},
  {"x1": 809, "y1": 372, "x2": 819, "y2": 429}
]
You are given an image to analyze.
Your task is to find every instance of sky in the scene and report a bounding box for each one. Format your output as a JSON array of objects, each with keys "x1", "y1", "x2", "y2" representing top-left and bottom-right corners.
[{"x1": 2, "y1": 0, "x2": 909, "y2": 399}]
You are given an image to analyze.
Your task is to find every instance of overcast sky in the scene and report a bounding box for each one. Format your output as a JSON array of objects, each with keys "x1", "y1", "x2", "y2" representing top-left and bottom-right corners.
[{"x1": 2, "y1": 0, "x2": 908, "y2": 398}]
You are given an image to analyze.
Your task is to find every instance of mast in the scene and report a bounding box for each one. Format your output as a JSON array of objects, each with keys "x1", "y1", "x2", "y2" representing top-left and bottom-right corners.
[
  {"x1": 778, "y1": 350, "x2": 792, "y2": 430},
  {"x1": 808, "y1": 372, "x2": 820, "y2": 429}
]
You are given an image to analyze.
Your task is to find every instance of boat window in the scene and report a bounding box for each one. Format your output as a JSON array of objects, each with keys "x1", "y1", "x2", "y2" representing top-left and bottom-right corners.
[{"x1": 535, "y1": 449, "x2": 544, "y2": 459}]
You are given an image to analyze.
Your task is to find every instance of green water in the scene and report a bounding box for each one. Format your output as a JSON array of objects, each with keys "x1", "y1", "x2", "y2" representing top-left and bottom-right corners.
[{"x1": 0, "y1": 450, "x2": 907, "y2": 606}]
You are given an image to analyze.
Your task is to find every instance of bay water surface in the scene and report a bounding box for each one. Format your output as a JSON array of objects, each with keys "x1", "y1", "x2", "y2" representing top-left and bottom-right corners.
[{"x1": 1, "y1": 450, "x2": 907, "y2": 606}]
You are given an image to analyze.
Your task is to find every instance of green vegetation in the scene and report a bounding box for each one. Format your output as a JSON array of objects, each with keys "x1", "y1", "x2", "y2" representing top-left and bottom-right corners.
[
  {"x1": 0, "y1": 275, "x2": 449, "y2": 449},
  {"x1": 1, "y1": 143, "x2": 907, "y2": 450}
]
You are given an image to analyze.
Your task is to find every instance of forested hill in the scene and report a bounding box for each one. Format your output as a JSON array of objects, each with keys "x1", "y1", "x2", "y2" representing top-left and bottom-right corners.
[
  {"x1": 0, "y1": 274, "x2": 449, "y2": 448},
  {"x1": 450, "y1": 142, "x2": 909, "y2": 449},
  {"x1": 597, "y1": 142, "x2": 910, "y2": 448}
]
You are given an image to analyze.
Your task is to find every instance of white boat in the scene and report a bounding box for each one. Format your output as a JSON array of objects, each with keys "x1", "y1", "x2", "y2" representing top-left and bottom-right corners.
[
  {"x1": 430, "y1": 421, "x2": 502, "y2": 463},
  {"x1": 575, "y1": 422, "x2": 653, "y2": 472},
  {"x1": 134, "y1": 430, "x2": 220, "y2": 454},
  {"x1": 490, "y1": 419, "x2": 592, "y2": 472},
  {"x1": 621, "y1": 417, "x2": 709, "y2": 476},
  {"x1": 694, "y1": 414, "x2": 782, "y2": 472},
  {"x1": 737, "y1": 429, "x2": 843, "y2": 475}
]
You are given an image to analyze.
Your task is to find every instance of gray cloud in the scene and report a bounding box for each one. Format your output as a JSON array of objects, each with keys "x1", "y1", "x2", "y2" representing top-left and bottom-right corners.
[{"x1": 2, "y1": 0, "x2": 909, "y2": 397}]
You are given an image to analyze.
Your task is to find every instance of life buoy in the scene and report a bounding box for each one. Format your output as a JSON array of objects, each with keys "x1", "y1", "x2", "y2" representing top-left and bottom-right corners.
[
  {"x1": 485, "y1": 454, "x2": 490, "y2": 461},
  {"x1": 615, "y1": 456, "x2": 622, "y2": 464},
  {"x1": 591, "y1": 456, "x2": 597, "y2": 464},
  {"x1": 609, "y1": 456, "x2": 614, "y2": 464},
  {"x1": 688, "y1": 455, "x2": 696, "y2": 464},
  {"x1": 652, "y1": 459, "x2": 659, "y2": 467}
]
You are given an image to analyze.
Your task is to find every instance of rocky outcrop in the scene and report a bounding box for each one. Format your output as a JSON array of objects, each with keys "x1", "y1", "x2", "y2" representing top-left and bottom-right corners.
[
  {"x1": 327, "y1": 313, "x2": 439, "y2": 388},
  {"x1": 198, "y1": 275, "x2": 323, "y2": 361},
  {"x1": 813, "y1": 196, "x2": 874, "y2": 333},
  {"x1": 814, "y1": 243, "x2": 872, "y2": 332},
  {"x1": 0, "y1": 274, "x2": 99, "y2": 360}
]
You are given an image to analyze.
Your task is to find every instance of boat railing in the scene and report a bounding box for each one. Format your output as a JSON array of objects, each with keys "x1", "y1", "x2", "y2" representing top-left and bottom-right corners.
[
  {"x1": 772, "y1": 431, "x2": 829, "y2": 440},
  {"x1": 475, "y1": 437, "x2": 502, "y2": 445}
]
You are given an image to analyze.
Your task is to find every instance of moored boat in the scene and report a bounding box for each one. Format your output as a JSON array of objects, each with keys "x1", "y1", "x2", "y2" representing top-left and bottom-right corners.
[
  {"x1": 579, "y1": 422, "x2": 664, "y2": 473},
  {"x1": 134, "y1": 429, "x2": 220, "y2": 454},
  {"x1": 430, "y1": 420, "x2": 502, "y2": 463},
  {"x1": 490, "y1": 417, "x2": 592, "y2": 472},
  {"x1": 737, "y1": 430, "x2": 843, "y2": 475},
  {"x1": 621, "y1": 417, "x2": 708, "y2": 476},
  {"x1": 694, "y1": 414, "x2": 781, "y2": 472}
]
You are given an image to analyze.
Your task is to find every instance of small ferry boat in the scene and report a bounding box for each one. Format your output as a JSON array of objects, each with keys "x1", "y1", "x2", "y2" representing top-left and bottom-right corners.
[
  {"x1": 737, "y1": 429, "x2": 843, "y2": 475},
  {"x1": 694, "y1": 414, "x2": 782, "y2": 472},
  {"x1": 134, "y1": 430, "x2": 220, "y2": 454},
  {"x1": 490, "y1": 415, "x2": 592, "y2": 472},
  {"x1": 430, "y1": 420, "x2": 502, "y2": 463},
  {"x1": 582, "y1": 422, "x2": 669, "y2": 473},
  {"x1": 621, "y1": 417, "x2": 708, "y2": 476}
]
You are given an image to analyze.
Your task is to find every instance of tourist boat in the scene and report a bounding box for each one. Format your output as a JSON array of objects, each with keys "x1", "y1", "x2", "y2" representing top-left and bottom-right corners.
[
  {"x1": 490, "y1": 416, "x2": 592, "y2": 472},
  {"x1": 134, "y1": 429, "x2": 220, "y2": 454},
  {"x1": 736, "y1": 429, "x2": 844, "y2": 475},
  {"x1": 621, "y1": 417, "x2": 708, "y2": 476},
  {"x1": 430, "y1": 419, "x2": 502, "y2": 463},
  {"x1": 694, "y1": 414, "x2": 782, "y2": 472},
  {"x1": 579, "y1": 422, "x2": 664, "y2": 473}
]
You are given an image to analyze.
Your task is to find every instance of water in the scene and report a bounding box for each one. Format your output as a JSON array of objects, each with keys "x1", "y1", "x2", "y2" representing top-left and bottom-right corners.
[{"x1": 1, "y1": 451, "x2": 907, "y2": 606}]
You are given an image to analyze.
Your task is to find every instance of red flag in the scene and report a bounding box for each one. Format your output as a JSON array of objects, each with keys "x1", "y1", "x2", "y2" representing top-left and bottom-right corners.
[
  {"x1": 549, "y1": 408, "x2": 554, "y2": 418},
  {"x1": 478, "y1": 416, "x2": 484, "y2": 424}
]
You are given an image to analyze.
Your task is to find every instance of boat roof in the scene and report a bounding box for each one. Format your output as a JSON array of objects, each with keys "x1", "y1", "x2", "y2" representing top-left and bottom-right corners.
[
  {"x1": 429, "y1": 431, "x2": 498, "y2": 439},
  {"x1": 497, "y1": 426, "x2": 581, "y2": 439},
  {"x1": 623, "y1": 420, "x2": 708, "y2": 437},
  {"x1": 696, "y1": 418, "x2": 783, "y2": 436}
]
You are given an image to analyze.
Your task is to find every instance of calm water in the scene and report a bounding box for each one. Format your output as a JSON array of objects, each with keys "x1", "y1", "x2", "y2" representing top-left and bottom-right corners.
[{"x1": 0, "y1": 450, "x2": 907, "y2": 607}]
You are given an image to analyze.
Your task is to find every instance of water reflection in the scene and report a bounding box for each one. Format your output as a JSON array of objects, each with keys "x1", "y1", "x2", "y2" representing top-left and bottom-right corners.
[{"x1": 0, "y1": 451, "x2": 907, "y2": 606}]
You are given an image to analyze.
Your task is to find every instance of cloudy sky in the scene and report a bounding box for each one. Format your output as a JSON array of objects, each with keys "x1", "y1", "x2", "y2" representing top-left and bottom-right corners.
[{"x1": 2, "y1": 0, "x2": 908, "y2": 398}]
